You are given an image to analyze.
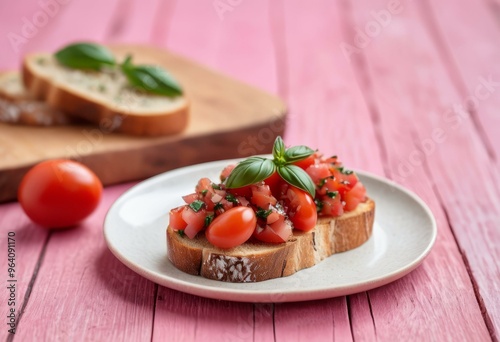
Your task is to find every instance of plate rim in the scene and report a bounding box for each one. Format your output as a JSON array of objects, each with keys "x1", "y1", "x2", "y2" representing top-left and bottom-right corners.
[{"x1": 104, "y1": 158, "x2": 437, "y2": 303}]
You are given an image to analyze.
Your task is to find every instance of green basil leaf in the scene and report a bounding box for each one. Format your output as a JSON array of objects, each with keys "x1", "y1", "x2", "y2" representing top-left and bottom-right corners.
[
  {"x1": 273, "y1": 136, "x2": 286, "y2": 163},
  {"x1": 225, "y1": 157, "x2": 276, "y2": 189},
  {"x1": 326, "y1": 190, "x2": 338, "y2": 198},
  {"x1": 314, "y1": 199, "x2": 323, "y2": 213},
  {"x1": 225, "y1": 193, "x2": 238, "y2": 204},
  {"x1": 121, "y1": 56, "x2": 183, "y2": 97},
  {"x1": 204, "y1": 214, "x2": 214, "y2": 227},
  {"x1": 284, "y1": 145, "x2": 315, "y2": 163},
  {"x1": 277, "y1": 164, "x2": 316, "y2": 198},
  {"x1": 55, "y1": 43, "x2": 115, "y2": 70},
  {"x1": 189, "y1": 200, "x2": 205, "y2": 212},
  {"x1": 256, "y1": 208, "x2": 272, "y2": 219}
]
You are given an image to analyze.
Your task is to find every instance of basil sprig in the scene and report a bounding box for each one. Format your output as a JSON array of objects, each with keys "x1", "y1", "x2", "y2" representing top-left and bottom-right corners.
[
  {"x1": 225, "y1": 137, "x2": 316, "y2": 197},
  {"x1": 54, "y1": 42, "x2": 183, "y2": 97},
  {"x1": 121, "y1": 56, "x2": 183, "y2": 97},
  {"x1": 55, "y1": 43, "x2": 115, "y2": 71}
]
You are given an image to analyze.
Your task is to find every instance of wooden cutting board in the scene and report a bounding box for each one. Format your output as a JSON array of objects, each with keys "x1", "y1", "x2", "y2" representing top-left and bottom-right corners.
[{"x1": 0, "y1": 45, "x2": 286, "y2": 202}]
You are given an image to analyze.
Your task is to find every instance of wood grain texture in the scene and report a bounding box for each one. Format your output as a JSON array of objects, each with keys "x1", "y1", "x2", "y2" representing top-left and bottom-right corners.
[
  {"x1": 343, "y1": 0, "x2": 494, "y2": 339},
  {"x1": 14, "y1": 183, "x2": 157, "y2": 341},
  {"x1": 154, "y1": 288, "x2": 255, "y2": 342},
  {"x1": 0, "y1": 44, "x2": 286, "y2": 202},
  {"x1": 275, "y1": 298, "x2": 353, "y2": 342},
  {"x1": 419, "y1": 0, "x2": 500, "y2": 160},
  {"x1": 0, "y1": 203, "x2": 48, "y2": 340},
  {"x1": 275, "y1": 0, "x2": 385, "y2": 175},
  {"x1": 165, "y1": 0, "x2": 278, "y2": 96},
  {"x1": 417, "y1": 0, "x2": 500, "y2": 335}
]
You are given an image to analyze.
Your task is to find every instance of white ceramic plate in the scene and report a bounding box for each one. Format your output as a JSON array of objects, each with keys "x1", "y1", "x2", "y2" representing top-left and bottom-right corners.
[{"x1": 104, "y1": 158, "x2": 437, "y2": 303}]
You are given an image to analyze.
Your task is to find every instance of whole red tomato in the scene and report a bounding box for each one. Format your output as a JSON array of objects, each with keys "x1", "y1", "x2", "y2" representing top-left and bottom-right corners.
[
  {"x1": 284, "y1": 186, "x2": 317, "y2": 232},
  {"x1": 206, "y1": 206, "x2": 256, "y2": 249},
  {"x1": 18, "y1": 159, "x2": 102, "y2": 228}
]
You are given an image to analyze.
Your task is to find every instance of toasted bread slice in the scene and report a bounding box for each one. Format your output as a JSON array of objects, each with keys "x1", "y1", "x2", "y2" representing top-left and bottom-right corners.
[
  {"x1": 22, "y1": 53, "x2": 189, "y2": 136},
  {"x1": 167, "y1": 198, "x2": 375, "y2": 282},
  {"x1": 0, "y1": 71, "x2": 70, "y2": 126},
  {"x1": 0, "y1": 71, "x2": 32, "y2": 102}
]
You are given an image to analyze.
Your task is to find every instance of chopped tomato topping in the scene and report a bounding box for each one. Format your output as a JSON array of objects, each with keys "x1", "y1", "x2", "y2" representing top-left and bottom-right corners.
[
  {"x1": 182, "y1": 207, "x2": 207, "y2": 239},
  {"x1": 283, "y1": 185, "x2": 317, "y2": 232},
  {"x1": 182, "y1": 193, "x2": 198, "y2": 204},
  {"x1": 320, "y1": 193, "x2": 344, "y2": 217},
  {"x1": 253, "y1": 214, "x2": 292, "y2": 243},
  {"x1": 171, "y1": 150, "x2": 368, "y2": 248},
  {"x1": 331, "y1": 168, "x2": 358, "y2": 195},
  {"x1": 220, "y1": 164, "x2": 235, "y2": 182},
  {"x1": 251, "y1": 184, "x2": 277, "y2": 209},
  {"x1": 343, "y1": 182, "x2": 366, "y2": 212},
  {"x1": 293, "y1": 154, "x2": 316, "y2": 170},
  {"x1": 169, "y1": 206, "x2": 187, "y2": 230},
  {"x1": 306, "y1": 164, "x2": 330, "y2": 187}
]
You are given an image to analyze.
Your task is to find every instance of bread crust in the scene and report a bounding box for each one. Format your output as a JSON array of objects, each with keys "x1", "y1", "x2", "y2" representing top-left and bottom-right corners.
[
  {"x1": 22, "y1": 55, "x2": 189, "y2": 136},
  {"x1": 166, "y1": 198, "x2": 375, "y2": 282},
  {"x1": 0, "y1": 71, "x2": 71, "y2": 126}
]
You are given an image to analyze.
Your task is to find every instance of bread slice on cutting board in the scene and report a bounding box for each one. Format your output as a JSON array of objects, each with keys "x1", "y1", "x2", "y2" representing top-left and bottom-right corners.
[
  {"x1": 22, "y1": 53, "x2": 189, "y2": 136},
  {"x1": 0, "y1": 71, "x2": 70, "y2": 126},
  {"x1": 167, "y1": 198, "x2": 375, "y2": 282}
]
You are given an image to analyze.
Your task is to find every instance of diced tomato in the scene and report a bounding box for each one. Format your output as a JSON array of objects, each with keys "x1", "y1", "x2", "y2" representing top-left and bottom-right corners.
[
  {"x1": 284, "y1": 186, "x2": 317, "y2": 232},
  {"x1": 263, "y1": 172, "x2": 283, "y2": 196},
  {"x1": 293, "y1": 154, "x2": 316, "y2": 170},
  {"x1": 266, "y1": 211, "x2": 281, "y2": 225},
  {"x1": 195, "y1": 178, "x2": 213, "y2": 194},
  {"x1": 220, "y1": 164, "x2": 235, "y2": 182},
  {"x1": 306, "y1": 164, "x2": 330, "y2": 187},
  {"x1": 251, "y1": 184, "x2": 277, "y2": 209},
  {"x1": 237, "y1": 196, "x2": 250, "y2": 207},
  {"x1": 181, "y1": 207, "x2": 207, "y2": 239},
  {"x1": 322, "y1": 155, "x2": 342, "y2": 167},
  {"x1": 219, "y1": 199, "x2": 234, "y2": 212},
  {"x1": 343, "y1": 182, "x2": 366, "y2": 212},
  {"x1": 253, "y1": 216, "x2": 292, "y2": 244},
  {"x1": 182, "y1": 193, "x2": 198, "y2": 204},
  {"x1": 227, "y1": 185, "x2": 252, "y2": 197},
  {"x1": 211, "y1": 193, "x2": 224, "y2": 203},
  {"x1": 331, "y1": 168, "x2": 359, "y2": 195},
  {"x1": 320, "y1": 193, "x2": 344, "y2": 217},
  {"x1": 169, "y1": 206, "x2": 187, "y2": 230},
  {"x1": 317, "y1": 177, "x2": 335, "y2": 196}
]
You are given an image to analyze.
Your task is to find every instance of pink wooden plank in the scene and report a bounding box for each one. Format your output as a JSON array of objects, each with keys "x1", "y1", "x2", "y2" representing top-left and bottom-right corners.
[
  {"x1": 343, "y1": 0, "x2": 495, "y2": 339},
  {"x1": 0, "y1": 0, "x2": 120, "y2": 70},
  {"x1": 275, "y1": 297, "x2": 353, "y2": 342},
  {"x1": 418, "y1": 1, "x2": 500, "y2": 334},
  {"x1": 274, "y1": 0, "x2": 385, "y2": 174},
  {"x1": 253, "y1": 303, "x2": 276, "y2": 342},
  {"x1": 0, "y1": 203, "x2": 48, "y2": 339},
  {"x1": 165, "y1": 0, "x2": 277, "y2": 94},
  {"x1": 14, "y1": 183, "x2": 157, "y2": 341},
  {"x1": 153, "y1": 288, "x2": 254, "y2": 342},
  {"x1": 421, "y1": 0, "x2": 500, "y2": 159},
  {"x1": 106, "y1": 0, "x2": 164, "y2": 44}
]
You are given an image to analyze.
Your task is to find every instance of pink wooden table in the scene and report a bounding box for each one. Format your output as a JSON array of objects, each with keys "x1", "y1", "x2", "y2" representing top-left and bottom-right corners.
[{"x1": 1, "y1": 0, "x2": 499, "y2": 340}]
